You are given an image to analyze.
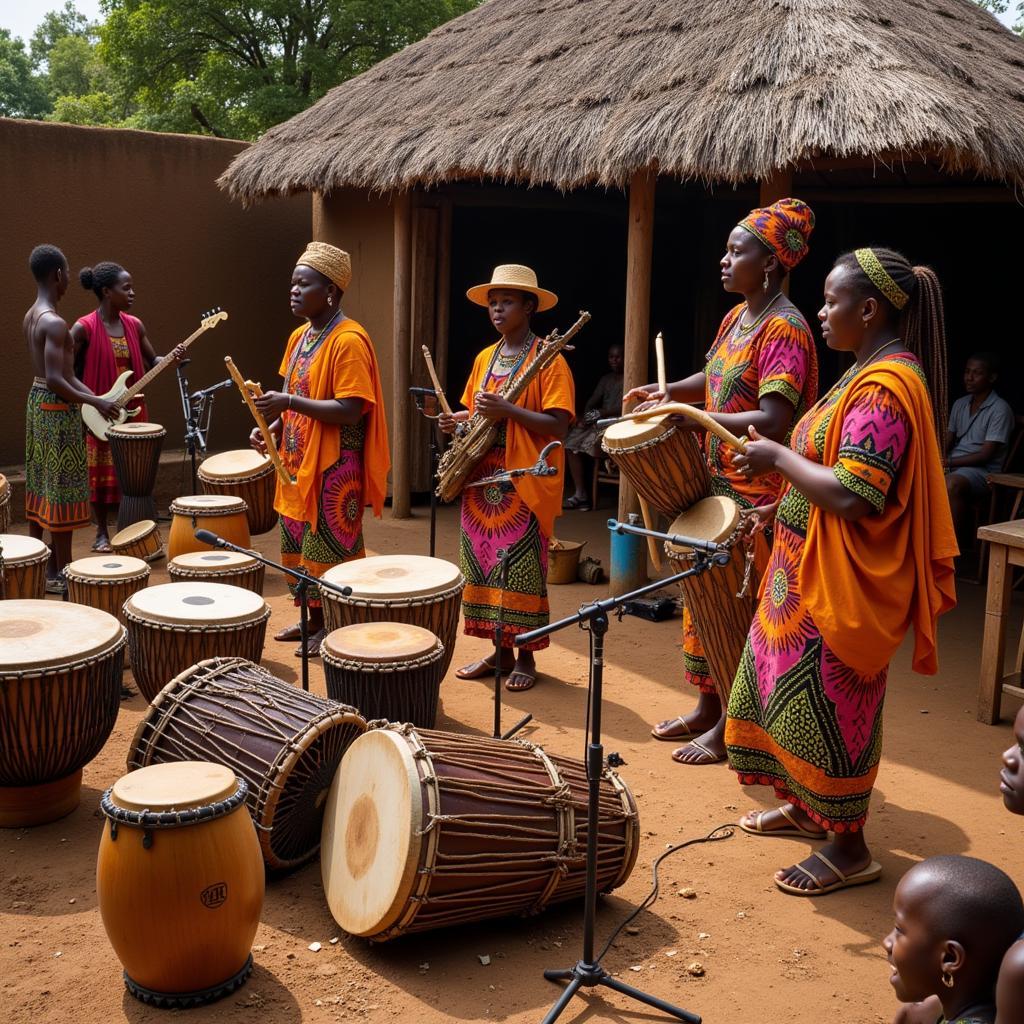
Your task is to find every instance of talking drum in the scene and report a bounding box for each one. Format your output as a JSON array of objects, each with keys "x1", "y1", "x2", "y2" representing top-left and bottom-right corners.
[
  {"x1": 320, "y1": 555, "x2": 464, "y2": 676},
  {"x1": 168, "y1": 550, "x2": 265, "y2": 595},
  {"x1": 198, "y1": 450, "x2": 277, "y2": 535},
  {"x1": 0, "y1": 474, "x2": 10, "y2": 533},
  {"x1": 97, "y1": 762, "x2": 264, "y2": 1006},
  {"x1": 0, "y1": 535, "x2": 49, "y2": 599},
  {"x1": 664, "y1": 495, "x2": 758, "y2": 704},
  {"x1": 321, "y1": 726, "x2": 639, "y2": 940},
  {"x1": 0, "y1": 601, "x2": 125, "y2": 826},
  {"x1": 108, "y1": 422, "x2": 166, "y2": 530},
  {"x1": 601, "y1": 414, "x2": 710, "y2": 518},
  {"x1": 110, "y1": 519, "x2": 163, "y2": 563},
  {"x1": 123, "y1": 583, "x2": 270, "y2": 702},
  {"x1": 321, "y1": 623, "x2": 445, "y2": 728},
  {"x1": 64, "y1": 555, "x2": 150, "y2": 624},
  {"x1": 167, "y1": 495, "x2": 250, "y2": 562},
  {"x1": 129, "y1": 657, "x2": 366, "y2": 871}
]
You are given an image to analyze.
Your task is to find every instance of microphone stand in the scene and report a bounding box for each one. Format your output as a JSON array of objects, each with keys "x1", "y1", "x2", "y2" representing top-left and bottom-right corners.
[{"x1": 410, "y1": 387, "x2": 442, "y2": 558}]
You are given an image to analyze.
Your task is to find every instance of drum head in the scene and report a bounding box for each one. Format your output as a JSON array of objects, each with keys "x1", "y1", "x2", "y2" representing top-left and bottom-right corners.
[
  {"x1": 0, "y1": 599, "x2": 123, "y2": 670},
  {"x1": 601, "y1": 413, "x2": 669, "y2": 449},
  {"x1": 170, "y1": 494, "x2": 248, "y2": 514},
  {"x1": 199, "y1": 450, "x2": 272, "y2": 479},
  {"x1": 108, "y1": 422, "x2": 165, "y2": 437},
  {"x1": 0, "y1": 534, "x2": 48, "y2": 564},
  {"x1": 126, "y1": 582, "x2": 267, "y2": 625},
  {"x1": 322, "y1": 555, "x2": 462, "y2": 600},
  {"x1": 666, "y1": 496, "x2": 741, "y2": 553},
  {"x1": 111, "y1": 520, "x2": 157, "y2": 546},
  {"x1": 66, "y1": 555, "x2": 149, "y2": 580},
  {"x1": 323, "y1": 623, "x2": 439, "y2": 664},
  {"x1": 321, "y1": 729, "x2": 422, "y2": 937},
  {"x1": 170, "y1": 550, "x2": 258, "y2": 572},
  {"x1": 111, "y1": 761, "x2": 237, "y2": 811}
]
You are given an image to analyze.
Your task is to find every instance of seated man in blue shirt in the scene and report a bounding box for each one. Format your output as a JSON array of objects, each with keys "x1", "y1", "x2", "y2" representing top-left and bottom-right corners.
[{"x1": 945, "y1": 352, "x2": 1015, "y2": 544}]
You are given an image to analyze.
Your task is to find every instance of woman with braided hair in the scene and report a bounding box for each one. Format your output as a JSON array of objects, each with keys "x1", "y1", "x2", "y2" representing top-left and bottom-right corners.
[{"x1": 726, "y1": 247, "x2": 957, "y2": 896}]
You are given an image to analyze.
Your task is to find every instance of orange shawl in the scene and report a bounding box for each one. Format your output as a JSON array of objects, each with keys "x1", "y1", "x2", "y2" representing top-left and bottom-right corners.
[
  {"x1": 275, "y1": 318, "x2": 390, "y2": 527},
  {"x1": 800, "y1": 359, "x2": 957, "y2": 676},
  {"x1": 461, "y1": 339, "x2": 575, "y2": 538}
]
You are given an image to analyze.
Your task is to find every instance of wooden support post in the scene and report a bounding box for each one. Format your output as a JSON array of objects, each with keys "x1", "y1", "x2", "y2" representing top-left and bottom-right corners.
[
  {"x1": 435, "y1": 199, "x2": 453, "y2": 390},
  {"x1": 392, "y1": 191, "x2": 413, "y2": 518}
]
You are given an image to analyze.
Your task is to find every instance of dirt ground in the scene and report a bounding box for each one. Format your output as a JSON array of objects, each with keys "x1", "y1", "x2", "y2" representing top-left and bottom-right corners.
[{"x1": 1, "y1": 499, "x2": 1020, "y2": 1024}]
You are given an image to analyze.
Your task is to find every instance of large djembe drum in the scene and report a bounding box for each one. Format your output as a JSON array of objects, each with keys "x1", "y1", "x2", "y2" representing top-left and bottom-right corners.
[
  {"x1": 198, "y1": 450, "x2": 277, "y2": 535},
  {"x1": 168, "y1": 550, "x2": 265, "y2": 595},
  {"x1": 166, "y1": 495, "x2": 250, "y2": 562},
  {"x1": 64, "y1": 555, "x2": 150, "y2": 624},
  {"x1": 0, "y1": 535, "x2": 49, "y2": 599},
  {"x1": 108, "y1": 422, "x2": 166, "y2": 530}
]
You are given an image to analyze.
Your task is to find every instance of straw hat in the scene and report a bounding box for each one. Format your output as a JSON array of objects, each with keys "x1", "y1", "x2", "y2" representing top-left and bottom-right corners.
[{"x1": 466, "y1": 264, "x2": 558, "y2": 312}]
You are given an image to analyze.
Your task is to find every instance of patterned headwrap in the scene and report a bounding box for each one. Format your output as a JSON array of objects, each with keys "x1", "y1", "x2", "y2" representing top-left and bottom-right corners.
[
  {"x1": 854, "y1": 248, "x2": 910, "y2": 310},
  {"x1": 296, "y1": 241, "x2": 352, "y2": 291},
  {"x1": 738, "y1": 198, "x2": 815, "y2": 271}
]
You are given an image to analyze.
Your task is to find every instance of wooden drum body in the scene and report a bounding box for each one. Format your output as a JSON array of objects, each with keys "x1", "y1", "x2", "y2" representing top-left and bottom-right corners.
[
  {"x1": 321, "y1": 726, "x2": 639, "y2": 940},
  {"x1": 124, "y1": 583, "x2": 270, "y2": 702},
  {"x1": 665, "y1": 496, "x2": 757, "y2": 703},
  {"x1": 168, "y1": 550, "x2": 265, "y2": 595},
  {"x1": 128, "y1": 657, "x2": 366, "y2": 871},
  {"x1": 198, "y1": 450, "x2": 277, "y2": 536},
  {"x1": 322, "y1": 623, "x2": 446, "y2": 728},
  {"x1": 0, "y1": 601, "x2": 125, "y2": 826},
  {"x1": 97, "y1": 762, "x2": 264, "y2": 1006},
  {"x1": 601, "y1": 414, "x2": 710, "y2": 518},
  {"x1": 0, "y1": 474, "x2": 10, "y2": 533},
  {"x1": 65, "y1": 555, "x2": 150, "y2": 624},
  {"x1": 167, "y1": 495, "x2": 250, "y2": 562},
  {"x1": 108, "y1": 422, "x2": 166, "y2": 530},
  {"x1": 321, "y1": 555, "x2": 464, "y2": 676},
  {"x1": 111, "y1": 519, "x2": 163, "y2": 563},
  {"x1": 0, "y1": 535, "x2": 49, "y2": 599}
]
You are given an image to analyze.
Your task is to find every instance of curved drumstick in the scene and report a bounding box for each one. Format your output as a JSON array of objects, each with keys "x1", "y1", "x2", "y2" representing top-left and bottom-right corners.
[{"x1": 615, "y1": 403, "x2": 747, "y2": 452}]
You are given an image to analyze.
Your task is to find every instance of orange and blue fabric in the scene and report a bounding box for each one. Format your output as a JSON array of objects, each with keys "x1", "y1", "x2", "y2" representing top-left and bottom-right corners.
[{"x1": 738, "y1": 198, "x2": 815, "y2": 271}]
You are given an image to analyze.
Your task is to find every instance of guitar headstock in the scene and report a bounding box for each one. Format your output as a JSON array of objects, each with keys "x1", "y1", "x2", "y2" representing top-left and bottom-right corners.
[{"x1": 201, "y1": 308, "x2": 229, "y2": 329}]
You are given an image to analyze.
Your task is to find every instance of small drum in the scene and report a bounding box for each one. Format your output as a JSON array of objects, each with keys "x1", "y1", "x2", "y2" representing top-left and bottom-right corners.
[
  {"x1": 320, "y1": 555, "x2": 464, "y2": 676},
  {"x1": 108, "y1": 422, "x2": 166, "y2": 530},
  {"x1": 601, "y1": 414, "x2": 711, "y2": 518},
  {"x1": 322, "y1": 726, "x2": 639, "y2": 940},
  {"x1": 97, "y1": 762, "x2": 264, "y2": 1006},
  {"x1": 0, "y1": 600, "x2": 125, "y2": 826},
  {"x1": 0, "y1": 535, "x2": 50, "y2": 599},
  {"x1": 111, "y1": 519, "x2": 163, "y2": 563},
  {"x1": 665, "y1": 496, "x2": 758, "y2": 703},
  {"x1": 124, "y1": 583, "x2": 271, "y2": 702},
  {"x1": 322, "y1": 623, "x2": 445, "y2": 727},
  {"x1": 168, "y1": 550, "x2": 265, "y2": 595},
  {"x1": 64, "y1": 555, "x2": 150, "y2": 624},
  {"x1": 0, "y1": 474, "x2": 10, "y2": 533},
  {"x1": 198, "y1": 450, "x2": 277, "y2": 535},
  {"x1": 129, "y1": 657, "x2": 367, "y2": 871},
  {"x1": 167, "y1": 495, "x2": 250, "y2": 562}
]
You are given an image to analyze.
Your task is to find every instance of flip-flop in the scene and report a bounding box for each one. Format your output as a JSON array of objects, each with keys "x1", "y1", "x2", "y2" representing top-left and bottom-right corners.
[
  {"x1": 45, "y1": 577, "x2": 67, "y2": 595},
  {"x1": 91, "y1": 539, "x2": 113, "y2": 553},
  {"x1": 562, "y1": 495, "x2": 591, "y2": 510},
  {"x1": 505, "y1": 670, "x2": 536, "y2": 692},
  {"x1": 671, "y1": 739, "x2": 726, "y2": 765},
  {"x1": 274, "y1": 622, "x2": 304, "y2": 642},
  {"x1": 774, "y1": 850, "x2": 883, "y2": 897},
  {"x1": 651, "y1": 716, "x2": 699, "y2": 741},
  {"x1": 455, "y1": 658, "x2": 512, "y2": 680},
  {"x1": 739, "y1": 805, "x2": 828, "y2": 840},
  {"x1": 294, "y1": 628, "x2": 326, "y2": 659}
]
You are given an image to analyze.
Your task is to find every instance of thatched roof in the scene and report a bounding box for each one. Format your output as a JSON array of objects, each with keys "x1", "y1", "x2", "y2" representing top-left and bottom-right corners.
[{"x1": 220, "y1": 0, "x2": 1024, "y2": 200}]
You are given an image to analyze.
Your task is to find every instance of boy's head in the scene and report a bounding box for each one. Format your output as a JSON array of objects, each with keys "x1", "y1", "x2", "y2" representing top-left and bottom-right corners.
[
  {"x1": 884, "y1": 856, "x2": 1024, "y2": 1006},
  {"x1": 1000, "y1": 704, "x2": 1024, "y2": 815},
  {"x1": 29, "y1": 244, "x2": 69, "y2": 297},
  {"x1": 607, "y1": 344, "x2": 623, "y2": 373},
  {"x1": 963, "y1": 353, "x2": 998, "y2": 396}
]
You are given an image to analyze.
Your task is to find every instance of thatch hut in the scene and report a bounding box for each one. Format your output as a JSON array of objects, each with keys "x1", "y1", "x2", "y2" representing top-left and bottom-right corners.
[{"x1": 221, "y1": 0, "x2": 1024, "y2": 519}]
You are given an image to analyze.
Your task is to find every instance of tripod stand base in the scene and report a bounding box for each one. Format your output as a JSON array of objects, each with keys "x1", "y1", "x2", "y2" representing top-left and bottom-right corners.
[{"x1": 541, "y1": 961, "x2": 700, "y2": 1024}]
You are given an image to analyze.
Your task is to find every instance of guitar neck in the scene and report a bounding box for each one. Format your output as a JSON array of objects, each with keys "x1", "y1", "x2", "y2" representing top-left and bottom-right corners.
[{"x1": 116, "y1": 323, "x2": 207, "y2": 407}]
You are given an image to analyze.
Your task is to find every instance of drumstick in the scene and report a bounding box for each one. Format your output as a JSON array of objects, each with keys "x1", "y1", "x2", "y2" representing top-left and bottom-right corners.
[
  {"x1": 224, "y1": 356, "x2": 295, "y2": 486},
  {"x1": 420, "y1": 345, "x2": 453, "y2": 417},
  {"x1": 609, "y1": 403, "x2": 747, "y2": 452},
  {"x1": 655, "y1": 332, "x2": 667, "y2": 395}
]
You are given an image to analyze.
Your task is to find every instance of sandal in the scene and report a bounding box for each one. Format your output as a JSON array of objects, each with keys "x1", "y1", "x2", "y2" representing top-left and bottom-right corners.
[
  {"x1": 651, "y1": 716, "x2": 699, "y2": 741},
  {"x1": 274, "y1": 622, "x2": 304, "y2": 642},
  {"x1": 45, "y1": 577, "x2": 67, "y2": 595},
  {"x1": 738, "y1": 805, "x2": 828, "y2": 840},
  {"x1": 671, "y1": 739, "x2": 725, "y2": 765},
  {"x1": 562, "y1": 495, "x2": 592, "y2": 511},
  {"x1": 91, "y1": 538, "x2": 113, "y2": 553},
  {"x1": 505, "y1": 670, "x2": 536, "y2": 692},
  {"x1": 774, "y1": 850, "x2": 882, "y2": 897},
  {"x1": 294, "y1": 627, "x2": 326, "y2": 659},
  {"x1": 455, "y1": 657, "x2": 513, "y2": 680}
]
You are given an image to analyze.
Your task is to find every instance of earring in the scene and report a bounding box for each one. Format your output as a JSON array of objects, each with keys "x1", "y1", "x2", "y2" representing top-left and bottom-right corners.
[
  {"x1": 941, "y1": 971, "x2": 954, "y2": 989},
  {"x1": 327, "y1": 296, "x2": 333, "y2": 306},
  {"x1": 763, "y1": 271, "x2": 769, "y2": 292}
]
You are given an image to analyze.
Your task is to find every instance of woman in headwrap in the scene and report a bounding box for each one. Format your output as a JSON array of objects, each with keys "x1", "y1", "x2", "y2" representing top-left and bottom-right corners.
[
  {"x1": 251, "y1": 242, "x2": 390, "y2": 658},
  {"x1": 627, "y1": 199, "x2": 819, "y2": 766},
  {"x1": 727, "y1": 248, "x2": 956, "y2": 895}
]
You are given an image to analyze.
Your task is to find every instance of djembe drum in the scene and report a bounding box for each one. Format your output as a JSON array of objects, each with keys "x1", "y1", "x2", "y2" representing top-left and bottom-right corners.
[
  {"x1": 321, "y1": 623, "x2": 446, "y2": 727},
  {"x1": 123, "y1": 583, "x2": 270, "y2": 702},
  {"x1": 128, "y1": 657, "x2": 367, "y2": 871},
  {"x1": 108, "y1": 422, "x2": 166, "y2": 530},
  {"x1": 64, "y1": 555, "x2": 150, "y2": 624},
  {"x1": 168, "y1": 550, "x2": 265, "y2": 595},
  {"x1": 320, "y1": 555, "x2": 464, "y2": 676},
  {"x1": 601, "y1": 414, "x2": 710, "y2": 518},
  {"x1": 110, "y1": 519, "x2": 163, "y2": 563},
  {"x1": 167, "y1": 495, "x2": 250, "y2": 562},
  {"x1": 198, "y1": 450, "x2": 276, "y2": 535},
  {"x1": 97, "y1": 762, "x2": 264, "y2": 1006},
  {"x1": 0, "y1": 474, "x2": 10, "y2": 533},
  {"x1": 321, "y1": 725, "x2": 639, "y2": 940},
  {"x1": 0, "y1": 601, "x2": 125, "y2": 825},
  {"x1": 0, "y1": 535, "x2": 49, "y2": 599}
]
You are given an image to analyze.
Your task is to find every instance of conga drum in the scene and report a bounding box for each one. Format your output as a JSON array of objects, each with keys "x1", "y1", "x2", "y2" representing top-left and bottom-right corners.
[
  {"x1": 168, "y1": 550, "x2": 265, "y2": 595},
  {"x1": 320, "y1": 555, "x2": 464, "y2": 676},
  {"x1": 0, "y1": 474, "x2": 10, "y2": 533},
  {"x1": 0, "y1": 535, "x2": 49, "y2": 599},
  {"x1": 97, "y1": 762, "x2": 264, "y2": 1006},
  {"x1": 321, "y1": 725, "x2": 639, "y2": 940},
  {"x1": 128, "y1": 657, "x2": 367, "y2": 871},
  {"x1": 123, "y1": 583, "x2": 270, "y2": 702},
  {"x1": 664, "y1": 496, "x2": 758, "y2": 703},
  {"x1": 0, "y1": 601, "x2": 125, "y2": 826},
  {"x1": 601, "y1": 414, "x2": 710, "y2": 518},
  {"x1": 108, "y1": 422, "x2": 166, "y2": 530},
  {"x1": 111, "y1": 519, "x2": 163, "y2": 563},
  {"x1": 321, "y1": 623, "x2": 445, "y2": 727},
  {"x1": 64, "y1": 555, "x2": 150, "y2": 624},
  {"x1": 198, "y1": 450, "x2": 276, "y2": 535},
  {"x1": 167, "y1": 495, "x2": 250, "y2": 562}
]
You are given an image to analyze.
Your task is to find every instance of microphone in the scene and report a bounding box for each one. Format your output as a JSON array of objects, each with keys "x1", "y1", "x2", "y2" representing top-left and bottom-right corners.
[
  {"x1": 409, "y1": 386, "x2": 436, "y2": 398},
  {"x1": 194, "y1": 528, "x2": 228, "y2": 548},
  {"x1": 192, "y1": 378, "x2": 234, "y2": 399}
]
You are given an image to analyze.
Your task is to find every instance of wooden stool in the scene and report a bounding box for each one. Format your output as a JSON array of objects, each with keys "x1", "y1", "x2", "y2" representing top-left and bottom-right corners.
[{"x1": 977, "y1": 519, "x2": 1024, "y2": 723}]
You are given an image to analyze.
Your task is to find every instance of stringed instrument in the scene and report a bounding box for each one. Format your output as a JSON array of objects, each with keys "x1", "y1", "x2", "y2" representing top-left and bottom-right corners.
[
  {"x1": 81, "y1": 309, "x2": 228, "y2": 440},
  {"x1": 224, "y1": 356, "x2": 295, "y2": 486}
]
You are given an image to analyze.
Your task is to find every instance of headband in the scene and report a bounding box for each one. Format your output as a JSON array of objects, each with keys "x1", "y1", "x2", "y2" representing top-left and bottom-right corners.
[{"x1": 854, "y1": 248, "x2": 909, "y2": 310}]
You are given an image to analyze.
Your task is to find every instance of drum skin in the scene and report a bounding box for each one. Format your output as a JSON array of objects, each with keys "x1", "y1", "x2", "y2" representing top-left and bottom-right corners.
[
  {"x1": 0, "y1": 535, "x2": 49, "y2": 600},
  {"x1": 198, "y1": 451, "x2": 277, "y2": 536},
  {"x1": 167, "y1": 496, "x2": 251, "y2": 562},
  {"x1": 168, "y1": 551, "x2": 265, "y2": 596},
  {"x1": 64, "y1": 556, "x2": 150, "y2": 625},
  {"x1": 111, "y1": 520, "x2": 163, "y2": 563}
]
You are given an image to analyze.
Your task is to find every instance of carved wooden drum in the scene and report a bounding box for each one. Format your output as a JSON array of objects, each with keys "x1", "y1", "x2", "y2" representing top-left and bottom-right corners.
[
  {"x1": 198, "y1": 450, "x2": 276, "y2": 536},
  {"x1": 168, "y1": 550, "x2": 265, "y2": 595},
  {"x1": 109, "y1": 422, "x2": 166, "y2": 529},
  {"x1": 64, "y1": 554, "x2": 150, "y2": 624},
  {"x1": 0, "y1": 535, "x2": 49, "y2": 600},
  {"x1": 167, "y1": 495, "x2": 250, "y2": 562},
  {"x1": 111, "y1": 519, "x2": 163, "y2": 563}
]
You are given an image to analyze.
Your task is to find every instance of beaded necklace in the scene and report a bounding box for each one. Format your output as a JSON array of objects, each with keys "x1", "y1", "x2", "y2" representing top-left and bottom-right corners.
[
  {"x1": 733, "y1": 292, "x2": 785, "y2": 337},
  {"x1": 283, "y1": 308, "x2": 344, "y2": 396},
  {"x1": 482, "y1": 332, "x2": 534, "y2": 390}
]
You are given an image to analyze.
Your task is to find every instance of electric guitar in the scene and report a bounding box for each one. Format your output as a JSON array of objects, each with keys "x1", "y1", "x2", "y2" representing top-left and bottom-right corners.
[{"x1": 82, "y1": 309, "x2": 228, "y2": 440}]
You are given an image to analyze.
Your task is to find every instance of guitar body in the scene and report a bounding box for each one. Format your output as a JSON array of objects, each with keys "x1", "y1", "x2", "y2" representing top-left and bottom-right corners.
[{"x1": 81, "y1": 371, "x2": 142, "y2": 441}]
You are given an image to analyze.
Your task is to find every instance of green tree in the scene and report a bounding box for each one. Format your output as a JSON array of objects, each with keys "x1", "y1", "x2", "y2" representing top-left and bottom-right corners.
[
  {"x1": 0, "y1": 30, "x2": 50, "y2": 118},
  {"x1": 29, "y1": 1, "x2": 91, "y2": 67},
  {"x1": 974, "y1": 0, "x2": 1024, "y2": 30}
]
